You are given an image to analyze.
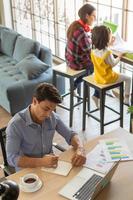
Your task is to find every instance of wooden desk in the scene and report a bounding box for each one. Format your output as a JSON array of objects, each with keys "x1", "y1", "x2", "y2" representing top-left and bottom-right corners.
[
  {"x1": 113, "y1": 50, "x2": 133, "y2": 66},
  {"x1": 7, "y1": 127, "x2": 133, "y2": 200}
]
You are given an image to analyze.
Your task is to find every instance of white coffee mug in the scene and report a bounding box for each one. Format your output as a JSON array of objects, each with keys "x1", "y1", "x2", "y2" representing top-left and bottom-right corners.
[{"x1": 20, "y1": 173, "x2": 39, "y2": 189}]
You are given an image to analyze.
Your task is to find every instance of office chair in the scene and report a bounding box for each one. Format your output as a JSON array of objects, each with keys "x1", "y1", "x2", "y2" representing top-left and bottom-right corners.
[
  {"x1": 0, "y1": 127, "x2": 15, "y2": 177},
  {"x1": 52, "y1": 142, "x2": 66, "y2": 152}
]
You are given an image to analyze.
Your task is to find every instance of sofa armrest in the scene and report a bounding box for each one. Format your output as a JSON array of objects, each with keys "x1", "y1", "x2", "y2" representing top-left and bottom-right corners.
[
  {"x1": 39, "y1": 45, "x2": 52, "y2": 66},
  {"x1": 7, "y1": 81, "x2": 29, "y2": 115}
]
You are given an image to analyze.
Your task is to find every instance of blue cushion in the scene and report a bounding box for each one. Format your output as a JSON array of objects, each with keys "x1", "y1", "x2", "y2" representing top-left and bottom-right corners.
[
  {"x1": 0, "y1": 29, "x2": 18, "y2": 56},
  {"x1": 16, "y1": 54, "x2": 50, "y2": 79},
  {"x1": 13, "y1": 36, "x2": 40, "y2": 61}
]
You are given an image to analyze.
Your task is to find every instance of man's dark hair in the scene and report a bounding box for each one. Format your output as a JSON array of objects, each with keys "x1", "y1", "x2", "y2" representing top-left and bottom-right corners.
[
  {"x1": 91, "y1": 25, "x2": 111, "y2": 50},
  {"x1": 34, "y1": 83, "x2": 62, "y2": 104}
]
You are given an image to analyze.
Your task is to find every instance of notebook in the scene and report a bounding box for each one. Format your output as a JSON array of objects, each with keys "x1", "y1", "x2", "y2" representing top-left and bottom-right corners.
[
  {"x1": 41, "y1": 160, "x2": 72, "y2": 176},
  {"x1": 59, "y1": 161, "x2": 119, "y2": 200}
]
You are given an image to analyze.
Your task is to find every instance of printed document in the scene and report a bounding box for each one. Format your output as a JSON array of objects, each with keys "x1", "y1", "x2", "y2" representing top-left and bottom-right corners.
[
  {"x1": 111, "y1": 33, "x2": 133, "y2": 53},
  {"x1": 84, "y1": 144, "x2": 113, "y2": 174},
  {"x1": 99, "y1": 138, "x2": 133, "y2": 162}
]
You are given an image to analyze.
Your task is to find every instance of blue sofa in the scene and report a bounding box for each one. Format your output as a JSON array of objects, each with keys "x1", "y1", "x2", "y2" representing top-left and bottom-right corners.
[{"x1": 0, "y1": 25, "x2": 65, "y2": 115}]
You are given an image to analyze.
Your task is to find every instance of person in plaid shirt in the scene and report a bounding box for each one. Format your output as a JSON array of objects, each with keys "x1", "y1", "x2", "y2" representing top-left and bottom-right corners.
[{"x1": 65, "y1": 4, "x2": 100, "y2": 107}]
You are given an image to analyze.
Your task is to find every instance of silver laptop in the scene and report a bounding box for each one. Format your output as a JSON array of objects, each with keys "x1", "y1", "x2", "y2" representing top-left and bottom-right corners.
[{"x1": 59, "y1": 161, "x2": 119, "y2": 200}]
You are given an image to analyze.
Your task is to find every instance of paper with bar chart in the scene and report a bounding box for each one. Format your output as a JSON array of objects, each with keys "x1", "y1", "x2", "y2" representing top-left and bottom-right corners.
[{"x1": 99, "y1": 138, "x2": 133, "y2": 162}]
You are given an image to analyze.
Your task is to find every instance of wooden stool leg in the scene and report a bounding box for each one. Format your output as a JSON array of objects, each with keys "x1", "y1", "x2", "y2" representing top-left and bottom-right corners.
[
  {"x1": 77, "y1": 84, "x2": 81, "y2": 102},
  {"x1": 120, "y1": 83, "x2": 124, "y2": 127},
  {"x1": 82, "y1": 81, "x2": 87, "y2": 130},
  {"x1": 87, "y1": 87, "x2": 90, "y2": 112},
  {"x1": 130, "y1": 114, "x2": 133, "y2": 133},
  {"x1": 100, "y1": 90, "x2": 105, "y2": 135},
  {"x1": 69, "y1": 78, "x2": 74, "y2": 127},
  {"x1": 130, "y1": 72, "x2": 133, "y2": 132}
]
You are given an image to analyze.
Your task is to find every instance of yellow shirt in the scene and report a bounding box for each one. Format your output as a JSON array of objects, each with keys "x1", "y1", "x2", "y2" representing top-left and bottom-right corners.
[{"x1": 91, "y1": 50, "x2": 119, "y2": 84}]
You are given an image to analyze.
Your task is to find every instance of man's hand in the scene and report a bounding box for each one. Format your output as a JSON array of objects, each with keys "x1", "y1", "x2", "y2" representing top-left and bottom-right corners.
[
  {"x1": 71, "y1": 147, "x2": 86, "y2": 167},
  {"x1": 42, "y1": 154, "x2": 59, "y2": 168}
]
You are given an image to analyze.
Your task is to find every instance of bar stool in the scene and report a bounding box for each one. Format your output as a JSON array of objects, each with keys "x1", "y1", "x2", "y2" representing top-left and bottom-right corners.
[
  {"x1": 82, "y1": 75, "x2": 124, "y2": 135},
  {"x1": 53, "y1": 63, "x2": 86, "y2": 127}
]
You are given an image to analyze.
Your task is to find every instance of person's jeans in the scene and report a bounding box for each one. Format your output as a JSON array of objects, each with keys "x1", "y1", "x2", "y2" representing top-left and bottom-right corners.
[{"x1": 74, "y1": 68, "x2": 100, "y2": 98}]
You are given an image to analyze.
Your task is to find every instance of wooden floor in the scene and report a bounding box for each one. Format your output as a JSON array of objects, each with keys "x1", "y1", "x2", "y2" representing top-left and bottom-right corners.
[
  {"x1": 0, "y1": 93, "x2": 130, "y2": 179},
  {"x1": 56, "y1": 92, "x2": 130, "y2": 139}
]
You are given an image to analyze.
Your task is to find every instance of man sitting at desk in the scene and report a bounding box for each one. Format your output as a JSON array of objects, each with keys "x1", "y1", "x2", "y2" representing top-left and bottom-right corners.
[{"x1": 6, "y1": 83, "x2": 86, "y2": 171}]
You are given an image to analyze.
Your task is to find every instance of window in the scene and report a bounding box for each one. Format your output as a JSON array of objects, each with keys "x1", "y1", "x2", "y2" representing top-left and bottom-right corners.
[
  {"x1": 11, "y1": 0, "x2": 32, "y2": 38},
  {"x1": 11, "y1": 0, "x2": 131, "y2": 59},
  {"x1": 126, "y1": 0, "x2": 133, "y2": 43}
]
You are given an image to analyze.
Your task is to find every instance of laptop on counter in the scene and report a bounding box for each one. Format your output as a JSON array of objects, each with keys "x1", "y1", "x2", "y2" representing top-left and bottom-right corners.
[{"x1": 59, "y1": 161, "x2": 119, "y2": 200}]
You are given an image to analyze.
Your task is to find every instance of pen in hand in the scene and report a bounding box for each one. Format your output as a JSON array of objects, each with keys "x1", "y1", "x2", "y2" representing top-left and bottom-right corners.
[{"x1": 43, "y1": 154, "x2": 59, "y2": 168}]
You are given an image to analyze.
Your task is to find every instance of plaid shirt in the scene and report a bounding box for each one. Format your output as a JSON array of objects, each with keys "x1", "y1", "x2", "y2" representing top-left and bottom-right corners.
[{"x1": 65, "y1": 27, "x2": 93, "y2": 70}]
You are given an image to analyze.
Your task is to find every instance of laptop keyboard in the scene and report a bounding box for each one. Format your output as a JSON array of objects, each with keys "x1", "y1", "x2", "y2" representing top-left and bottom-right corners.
[{"x1": 73, "y1": 174, "x2": 103, "y2": 200}]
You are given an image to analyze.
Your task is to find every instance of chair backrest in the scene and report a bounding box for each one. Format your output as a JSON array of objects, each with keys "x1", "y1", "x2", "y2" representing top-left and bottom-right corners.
[
  {"x1": 0, "y1": 127, "x2": 8, "y2": 165},
  {"x1": 0, "y1": 127, "x2": 15, "y2": 176}
]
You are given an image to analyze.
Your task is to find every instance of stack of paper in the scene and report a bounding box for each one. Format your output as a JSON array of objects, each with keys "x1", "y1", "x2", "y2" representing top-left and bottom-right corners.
[
  {"x1": 111, "y1": 33, "x2": 133, "y2": 54},
  {"x1": 84, "y1": 144, "x2": 113, "y2": 174},
  {"x1": 99, "y1": 138, "x2": 133, "y2": 162},
  {"x1": 84, "y1": 137, "x2": 133, "y2": 174}
]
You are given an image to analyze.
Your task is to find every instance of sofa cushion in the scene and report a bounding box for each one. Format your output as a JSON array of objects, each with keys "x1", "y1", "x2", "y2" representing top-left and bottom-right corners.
[
  {"x1": 0, "y1": 29, "x2": 18, "y2": 56},
  {"x1": 13, "y1": 36, "x2": 40, "y2": 61},
  {"x1": 16, "y1": 54, "x2": 50, "y2": 79},
  {"x1": 0, "y1": 54, "x2": 17, "y2": 64}
]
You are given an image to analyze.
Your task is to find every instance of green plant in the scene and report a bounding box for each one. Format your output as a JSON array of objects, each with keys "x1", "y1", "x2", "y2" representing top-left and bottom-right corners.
[{"x1": 127, "y1": 106, "x2": 133, "y2": 114}]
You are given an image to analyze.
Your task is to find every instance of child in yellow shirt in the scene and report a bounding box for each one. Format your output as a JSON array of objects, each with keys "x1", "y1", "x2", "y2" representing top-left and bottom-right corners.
[{"x1": 91, "y1": 25, "x2": 131, "y2": 105}]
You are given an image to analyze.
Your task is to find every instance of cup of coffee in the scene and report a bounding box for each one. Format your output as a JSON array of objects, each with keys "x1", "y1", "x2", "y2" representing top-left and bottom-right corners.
[{"x1": 20, "y1": 173, "x2": 39, "y2": 189}]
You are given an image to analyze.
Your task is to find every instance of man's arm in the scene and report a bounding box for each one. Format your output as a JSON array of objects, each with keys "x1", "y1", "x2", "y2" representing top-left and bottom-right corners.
[
  {"x1": 70, "y1": 135, "x2": 86, "y2": 167},
  {"x1": 18, "y1": 135, "x2": 86, "y2": 168},
  {"x1": 17, "y1": 155, "x2": 59, "y2": 168},
  {"x1": 55, "y1": 114, "x2": 86, "y2": 167},
  {"x1": 70, "y1": 134, "x2": 84, "y2": 150}
]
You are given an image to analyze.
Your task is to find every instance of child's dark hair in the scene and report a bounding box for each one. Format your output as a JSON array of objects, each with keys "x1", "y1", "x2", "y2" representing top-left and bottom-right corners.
[
  {"x1": 91, "y1": 25, "x2": 111, "y2": 50},
  {"x1": 34, "y1": 83, "x2": 62, "y2": 104}
]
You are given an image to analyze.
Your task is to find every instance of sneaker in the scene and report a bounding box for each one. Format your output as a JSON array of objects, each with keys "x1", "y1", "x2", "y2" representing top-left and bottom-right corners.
[{"x1": 92, "y1": 95, "x2": 100, "y2": 108}]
